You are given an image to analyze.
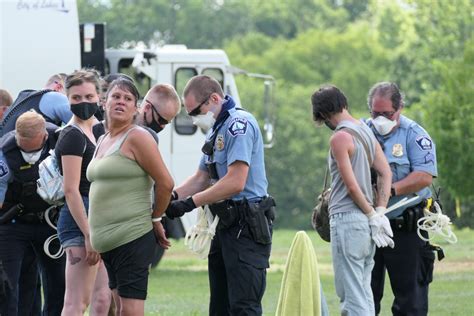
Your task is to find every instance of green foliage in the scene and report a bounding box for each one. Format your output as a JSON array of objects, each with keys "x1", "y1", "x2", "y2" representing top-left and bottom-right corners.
[
  {"x1": 226, "y1": 25, "x2": 393, "y2": 227},
  {"x1": 389, "y1": 0, "x2": 473, "y2": 104},
  {"x1": 413, "y1": 39, "x2": 474, "y2": 201},
  {"x1": 77, "y1": 0, "x2": 474, "y2": 226}
]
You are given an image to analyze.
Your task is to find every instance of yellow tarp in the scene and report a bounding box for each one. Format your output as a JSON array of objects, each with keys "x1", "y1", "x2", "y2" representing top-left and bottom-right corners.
[{"x1": 275, "y1": 231, "x2": 321, "y2": 316}]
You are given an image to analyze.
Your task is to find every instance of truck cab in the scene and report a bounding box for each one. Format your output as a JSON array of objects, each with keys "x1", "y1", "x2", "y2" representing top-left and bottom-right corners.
[{"x1": 105, "y1": 46, "x2": 275, "y2": 233}]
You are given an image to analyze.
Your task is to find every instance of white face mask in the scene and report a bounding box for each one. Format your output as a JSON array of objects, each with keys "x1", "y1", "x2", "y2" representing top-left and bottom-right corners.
[
  {"x1": 20, "y1": 149, "x2": 42, "y2": 164},
  {"x1": 372, "y1": 115, "x2": 397, "y2": 136},
  {"x1": 192, "y1": 111, "x2": 216, "y2": 132}
]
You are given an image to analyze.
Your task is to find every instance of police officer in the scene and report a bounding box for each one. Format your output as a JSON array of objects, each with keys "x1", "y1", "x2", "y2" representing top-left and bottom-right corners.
[
  {"x1": 0, "y1": 111, "x2": 65, "y2": 316},
  {"x1": 366, "y1": 82, "x2": 438, "y2": 316},
  {"x1": 1, "y1": 73, "x2": 72, "y2": 137},
  {"x1": 166, "y1": 75, "x2": 274, "y2": 315}
]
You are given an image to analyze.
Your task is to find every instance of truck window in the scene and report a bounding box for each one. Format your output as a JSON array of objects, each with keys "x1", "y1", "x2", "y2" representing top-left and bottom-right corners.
[
  {"x1": 117, "y1": 58, "x2": 151, "y2": 99},
  {"x1": 202, "y1": 68, "x2": 224, "y2": 88},
  {"x1": 174, "y1": 68, "x2": 198, "y2": 135}
]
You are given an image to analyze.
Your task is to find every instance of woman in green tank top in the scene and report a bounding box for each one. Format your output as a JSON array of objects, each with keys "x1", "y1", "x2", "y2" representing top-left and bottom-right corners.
[{"x1": 87, "y1": 78, "x2": 174, "y2": 315}]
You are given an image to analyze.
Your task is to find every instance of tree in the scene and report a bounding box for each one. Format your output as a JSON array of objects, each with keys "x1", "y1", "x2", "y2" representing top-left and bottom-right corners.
[{"x1": 412, "y1": 40, "x2": 474, "y2": 202}]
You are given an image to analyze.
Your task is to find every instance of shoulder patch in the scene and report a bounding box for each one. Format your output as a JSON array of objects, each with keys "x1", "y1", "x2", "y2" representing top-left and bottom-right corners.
[
  {"x1": 0, "y1": 160, "x2": 9, "y2": 178},
  {"x1": 424, "y1": 152, "x2": 435, "y2": 165},
  {"x1": 415, "y1": 135, "x2": 433, "y2": 151},
  {"x1": 228, "y1": 117, "x2": 248, "y2": 137}
]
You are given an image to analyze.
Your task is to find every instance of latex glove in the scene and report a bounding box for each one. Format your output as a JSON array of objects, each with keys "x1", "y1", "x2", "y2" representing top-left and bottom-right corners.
[
  {"x1": 375, "y1": 207, "x2": 395, "y2": 248},
  {"x1": 165, "y1": 196, "x2": 196, "y2": 219},
  {"x1": 367, "y1": 208, "x2": 395, "y2": 248}
]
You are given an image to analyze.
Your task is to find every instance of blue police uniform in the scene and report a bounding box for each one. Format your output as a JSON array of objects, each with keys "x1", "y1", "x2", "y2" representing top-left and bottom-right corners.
[
  {"x1": 199, "y1": 95, "x2": 272, "y2": 316},
  {"x1": 39, "y1": 91, "x2": 73, "y2": 125},
  {"x1": 1, "y1": 90, "x2": 72, "y2": 137},
  {"x1": 367, "y1": 115, "x2": 437, "y2": 316},
  {"x1": 0, "y1": 126, "x2": 65, "y2": 316}
]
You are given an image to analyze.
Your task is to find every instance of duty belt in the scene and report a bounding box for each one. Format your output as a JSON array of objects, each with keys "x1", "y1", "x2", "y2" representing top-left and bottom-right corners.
[
  {"x1": 208, "y1": 196, "x2": 276, "y2": 230},
  {"x1": 389, "y1": 199, "x2": 428, "y2": 232}
]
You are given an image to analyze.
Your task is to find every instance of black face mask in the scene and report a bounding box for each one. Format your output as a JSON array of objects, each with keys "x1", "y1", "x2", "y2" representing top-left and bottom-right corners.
[
  {"x1": 324, "y1": 120, "x2": 336, "y2": 131},
  {"x1": 94, "y1": 106, "x2": 105, "y2": 121},
  {"x1": 71, "y1": 102, "x2": 98, "y2": 120},
  {"x1": 144, "y1": 111, "x2": 163, "y2": 133}
]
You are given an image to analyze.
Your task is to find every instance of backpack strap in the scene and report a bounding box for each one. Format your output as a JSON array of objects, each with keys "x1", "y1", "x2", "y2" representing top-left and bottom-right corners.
[
  {"x1": 322, "y1": 162, "x2": 330, "y2": 191},
  {"x1": 341, "y1": 127, "x2": 373, "y2": 166}
]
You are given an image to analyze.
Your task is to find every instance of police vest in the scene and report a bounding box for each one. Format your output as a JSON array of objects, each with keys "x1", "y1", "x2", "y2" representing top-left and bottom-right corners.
[
  {"x1": 1, "y1": 125, "x2": 58, "y2": 213},
  {"x1": 0, "y1": 89, "x2": 58, "y2": 137}
]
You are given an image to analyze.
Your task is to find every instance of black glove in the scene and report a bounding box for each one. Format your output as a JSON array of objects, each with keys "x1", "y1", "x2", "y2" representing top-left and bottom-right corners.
[
  {"x1": 171, "y1": 190, "x2": 179, "y2": 201},
  {"x1": 165, "y1": 196, "x2": 196, "y2": 219}
]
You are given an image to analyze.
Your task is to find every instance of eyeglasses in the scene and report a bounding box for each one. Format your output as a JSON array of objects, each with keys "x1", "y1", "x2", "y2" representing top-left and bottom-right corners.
[
  {"x1": 187, "y1": 95, "x2": 210, "y2": 117},
  {"x1": 370, "y1": 110, "x2": 396, "y2": 119},
  {"x1": 146, "y1": 99, "x2": 169, "y2": 125}
]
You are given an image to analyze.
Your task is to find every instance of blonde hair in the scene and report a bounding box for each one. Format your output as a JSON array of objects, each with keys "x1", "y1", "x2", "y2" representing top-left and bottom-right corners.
[
  {"x1": 45, "y1": 73, "x2": 67, "y2": 87},
  {"x1": 16, "y1": 111, "x2": 46, "y2": 138},
  {"x1": 151, "y1": 83, "x2": 181, "y2": 115}
]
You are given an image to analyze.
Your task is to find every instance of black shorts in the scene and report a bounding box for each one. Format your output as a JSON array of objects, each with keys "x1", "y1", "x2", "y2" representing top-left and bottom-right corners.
[{"x1": 101, "y1": 230, "x2": 156, "y2": 300}]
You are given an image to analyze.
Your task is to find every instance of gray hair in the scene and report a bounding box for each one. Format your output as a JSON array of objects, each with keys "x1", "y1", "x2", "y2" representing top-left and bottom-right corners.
[{"x1": 367, "y1": 82, "x2": 404, "y2": 111}]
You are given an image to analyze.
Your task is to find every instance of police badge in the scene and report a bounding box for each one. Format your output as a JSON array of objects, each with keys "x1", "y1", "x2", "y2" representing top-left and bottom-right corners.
[
  {"x1": 392, "y1": 144, "x2": 403, "y2": 157},
  {"x1": 216, "y1": 134, "x2": 225, "y2": 151}
]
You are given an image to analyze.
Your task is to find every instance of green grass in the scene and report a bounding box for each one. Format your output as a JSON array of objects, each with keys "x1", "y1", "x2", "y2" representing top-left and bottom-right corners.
[{"x1": 145, "y1": 228, "x2": 474, "y2": 315}]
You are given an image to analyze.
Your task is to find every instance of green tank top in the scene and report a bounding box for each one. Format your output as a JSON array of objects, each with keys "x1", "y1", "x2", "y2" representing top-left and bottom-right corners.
[{"x1": 87, "y1": 127, "x2": 153, "y2": 253}]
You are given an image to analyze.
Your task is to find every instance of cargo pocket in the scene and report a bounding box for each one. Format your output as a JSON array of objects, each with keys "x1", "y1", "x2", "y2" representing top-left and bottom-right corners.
[
  {"x1": 418, "y1": 245, "x2": 435, "y2": 285},
  {"x1": 238, "y1": 251, "x2": 268, "y2": 302}
]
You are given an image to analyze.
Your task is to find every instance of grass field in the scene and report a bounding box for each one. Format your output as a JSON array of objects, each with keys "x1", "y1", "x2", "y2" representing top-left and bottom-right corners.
[{"x1": 145, "y1": 228, "x2": 474, "y2": 315}]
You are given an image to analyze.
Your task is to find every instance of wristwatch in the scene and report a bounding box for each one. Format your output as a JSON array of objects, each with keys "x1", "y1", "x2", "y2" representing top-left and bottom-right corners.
[{"x1": 390, "y1": 187, "x2": 396, "y2": 197}]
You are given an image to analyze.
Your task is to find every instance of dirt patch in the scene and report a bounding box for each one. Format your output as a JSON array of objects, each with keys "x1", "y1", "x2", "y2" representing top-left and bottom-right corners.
[{"x1": 434, "y1": 261, "x2": 474, "y2": 273}]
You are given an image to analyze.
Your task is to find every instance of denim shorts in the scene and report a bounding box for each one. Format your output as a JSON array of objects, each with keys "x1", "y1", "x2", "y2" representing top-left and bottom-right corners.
[{"x1": 57, "y1": 195, "x2": 89, "y2": 248}]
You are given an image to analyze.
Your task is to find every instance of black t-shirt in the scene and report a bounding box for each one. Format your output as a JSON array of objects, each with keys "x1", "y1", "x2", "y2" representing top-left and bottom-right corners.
[
  {"x1": 55, "y1": 125, "x2": 95, "y2": 196},
  {"x1": 92, "y1": 121, "x2": 106, "y2": 140}
]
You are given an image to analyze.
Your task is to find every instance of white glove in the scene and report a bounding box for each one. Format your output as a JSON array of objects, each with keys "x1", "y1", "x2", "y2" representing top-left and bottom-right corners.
[{"x1": 367, "y1": 207, "x2": 395, "y2": 248}]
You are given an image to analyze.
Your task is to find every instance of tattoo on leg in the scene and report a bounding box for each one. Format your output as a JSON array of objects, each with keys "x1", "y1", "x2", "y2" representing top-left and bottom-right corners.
[{"x1": 68, "y1": 249, "x2": 81, "y2": 265}]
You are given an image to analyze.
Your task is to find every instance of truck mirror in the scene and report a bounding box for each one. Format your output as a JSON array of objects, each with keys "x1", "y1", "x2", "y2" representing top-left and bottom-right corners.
[{"x1": 263, "y1": 80, "x2": 275, "y2": 148}]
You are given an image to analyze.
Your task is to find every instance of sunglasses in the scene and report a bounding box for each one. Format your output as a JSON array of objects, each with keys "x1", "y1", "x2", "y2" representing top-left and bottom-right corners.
[
  {"x1": 187, "y1": 95, "x2": 210, "y2": 117},
  {"x1": 146, "y1": 99, "x2": 169, "y2": 125}
]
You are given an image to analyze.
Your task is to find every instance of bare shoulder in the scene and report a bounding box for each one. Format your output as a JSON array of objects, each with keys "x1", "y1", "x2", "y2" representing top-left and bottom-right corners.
[
  {"x1": 330, "y1": 130, "x2": 353, "y2": 147},
  {"x1": 127, "y1": 126, "x2": 155, "y2": 144}
]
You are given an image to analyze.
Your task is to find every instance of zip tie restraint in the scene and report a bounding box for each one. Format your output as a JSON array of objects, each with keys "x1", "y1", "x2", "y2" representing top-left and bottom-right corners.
[
  {"x1": 43, "y1": 206, "x2": 64, "y2": 259},
  {"x1": 417, "y1": 200, "x2": 457, "y2": 244},
  {"x1": 184, "y1": 205, "x2": 219, "y2": 259}
]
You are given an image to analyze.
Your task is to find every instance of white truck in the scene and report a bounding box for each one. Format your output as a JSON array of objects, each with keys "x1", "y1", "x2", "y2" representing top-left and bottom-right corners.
[{"x1": 1, "y1": 0, "x2": 275, "y2": 262}]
